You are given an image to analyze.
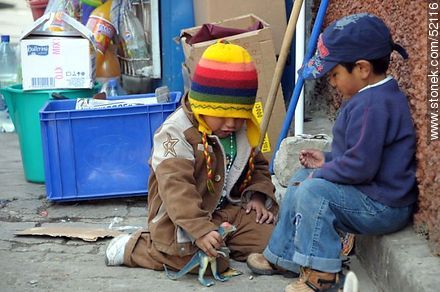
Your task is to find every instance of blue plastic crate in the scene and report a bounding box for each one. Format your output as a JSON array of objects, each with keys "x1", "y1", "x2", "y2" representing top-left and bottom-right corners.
[{"x1": 39, "y1": 92, "x2": 182, "y2": 201}]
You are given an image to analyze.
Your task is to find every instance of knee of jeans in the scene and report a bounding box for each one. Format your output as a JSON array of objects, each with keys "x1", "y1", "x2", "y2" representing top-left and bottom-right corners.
[
  {"x1": 295, "y1": 179, "x2": 325, "y2": 203},
  {"x1": 282, "y1": 184, "x2": 308, "y2": 209},
  {"x1": 282, "y1": 185, "x2": 297, "y2": 207},
  {"x1": 287, "y1": 168, "x2": 311, "y2": 186}
]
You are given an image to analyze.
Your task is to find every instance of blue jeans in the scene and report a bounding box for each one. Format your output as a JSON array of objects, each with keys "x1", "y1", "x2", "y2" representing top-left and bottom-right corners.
[{"x1": 264, "y1": 168, "x2": 413, "y2": 273}]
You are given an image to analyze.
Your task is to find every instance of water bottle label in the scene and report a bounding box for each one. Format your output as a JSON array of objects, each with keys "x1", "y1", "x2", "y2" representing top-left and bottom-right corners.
[{"x1": 86, "y1": 16, "x2": 116, "y2": 54}]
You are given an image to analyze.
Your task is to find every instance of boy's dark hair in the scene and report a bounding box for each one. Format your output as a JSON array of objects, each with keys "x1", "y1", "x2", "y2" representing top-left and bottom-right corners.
[{"x1": 340, "y1": 55, "x2": 391, "y2": 75}]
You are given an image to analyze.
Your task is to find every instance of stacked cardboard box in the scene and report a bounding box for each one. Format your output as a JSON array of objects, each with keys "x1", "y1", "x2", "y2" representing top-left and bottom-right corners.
[
  {"x1": 20, "y1": 12, "x2": 96, "y2": 91},
  {"x1": 192, "y1": 0, "x2": 287, "y2": 54}
]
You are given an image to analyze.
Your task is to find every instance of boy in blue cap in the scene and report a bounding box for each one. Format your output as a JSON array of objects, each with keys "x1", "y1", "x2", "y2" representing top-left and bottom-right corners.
[{"x1": 246, "y1": 13, "x2": 417, "y2": 292}]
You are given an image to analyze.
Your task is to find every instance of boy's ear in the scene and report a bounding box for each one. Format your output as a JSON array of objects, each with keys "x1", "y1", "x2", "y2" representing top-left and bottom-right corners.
[{"x1": 355, "y1": 60, "x2": 372, "y2": 80}]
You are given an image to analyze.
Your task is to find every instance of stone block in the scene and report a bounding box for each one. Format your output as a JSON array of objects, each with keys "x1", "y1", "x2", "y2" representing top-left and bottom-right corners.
[{"x1": 273, "y1": 134, "x2": 331, "y2": 187}]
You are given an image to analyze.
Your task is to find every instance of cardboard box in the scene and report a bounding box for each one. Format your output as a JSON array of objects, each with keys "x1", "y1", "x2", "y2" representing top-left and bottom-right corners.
[
  {"x1": 181, "y1": 14, "x2": 286, "y2": 161},
  {"x1": 20, "y1": 12, "x2": 96, "y2": 91},
  {"x1": 193, "y1": 0, "x2": 287, "y2": 54}
]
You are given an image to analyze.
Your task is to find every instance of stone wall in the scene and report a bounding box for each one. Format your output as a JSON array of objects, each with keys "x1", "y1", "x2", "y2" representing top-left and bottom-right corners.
[{"x1": 309, "y1": 0, "x2": 439, "y2": 254}]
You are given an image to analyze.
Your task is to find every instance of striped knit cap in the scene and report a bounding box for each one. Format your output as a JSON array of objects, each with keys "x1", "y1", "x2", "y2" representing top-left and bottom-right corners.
[{"x1": 189, "y1": 41, "x2": 260, "y2": 147}]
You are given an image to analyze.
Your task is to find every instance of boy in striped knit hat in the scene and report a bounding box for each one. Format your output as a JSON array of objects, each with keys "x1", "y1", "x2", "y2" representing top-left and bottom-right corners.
[{"x1": 105, "y1": 41, "x2": 280, "y2": 274}]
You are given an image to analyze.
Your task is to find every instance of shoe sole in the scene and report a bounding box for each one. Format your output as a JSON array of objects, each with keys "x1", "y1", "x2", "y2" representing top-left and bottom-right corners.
[{"x1": 246, "y1": 262, "x2": 299, "y2": 278}]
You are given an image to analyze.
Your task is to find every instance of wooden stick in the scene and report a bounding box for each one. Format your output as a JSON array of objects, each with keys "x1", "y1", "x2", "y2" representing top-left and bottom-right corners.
[{"x1": 259, "y1": 0, "x2": 304, "y2": 147}]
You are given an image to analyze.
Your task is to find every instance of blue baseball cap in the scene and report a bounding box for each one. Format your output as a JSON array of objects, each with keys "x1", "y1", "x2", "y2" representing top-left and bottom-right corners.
[{"x1": 299, "y1": 13, "x2": 408, "y2": 79}]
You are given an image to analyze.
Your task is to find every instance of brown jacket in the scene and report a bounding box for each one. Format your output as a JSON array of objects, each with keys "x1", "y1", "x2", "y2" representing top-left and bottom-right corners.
[{"x1": 147, "y1": 95, "x2": 278, "y2": 256}]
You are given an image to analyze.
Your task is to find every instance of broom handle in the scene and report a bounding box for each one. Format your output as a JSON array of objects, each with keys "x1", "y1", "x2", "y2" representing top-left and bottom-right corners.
[{"x1": 258, "y1": 0, "x2": 304, "y2": 147}]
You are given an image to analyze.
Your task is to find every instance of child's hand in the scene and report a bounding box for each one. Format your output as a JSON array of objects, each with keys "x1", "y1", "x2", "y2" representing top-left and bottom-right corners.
[
  {"x1": 245, "y1": 193, "x2": 274, "y2": 224},
  {"x1": 299, "y1": 149, "x2": 325, "y2": 168},
  {"x1": 195, "y1": 230, "x2": 224, "y2": 258}
]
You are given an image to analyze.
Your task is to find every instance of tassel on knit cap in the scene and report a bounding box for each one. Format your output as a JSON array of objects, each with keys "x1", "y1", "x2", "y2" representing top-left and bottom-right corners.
[{"x1": 189, "y1": 40, "x2": 260, "y2": 193}]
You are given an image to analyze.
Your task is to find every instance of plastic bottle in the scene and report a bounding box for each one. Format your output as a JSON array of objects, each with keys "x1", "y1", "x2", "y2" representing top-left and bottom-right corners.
[
  {"x1": 96, "y1": 43, "x2": 121, "y2": 84},
  {"x1": 0, "y1": 35, "x2": 18, "y2": 132},
  {"x1": 0, "y1": 35, "x2": 18, "y2": 89},
  {"x1": 86, "y1": 0, "x2": 117, "y2": 81},
  {"x1": 118, "y1": 3, "x2": 151, "y2": 75},
  {"x1": 86, "y1": 0, "x2": 116, "y2": 55},
  {"x1": 100, "y1": 78, "x2": 127, "y2": 97}
]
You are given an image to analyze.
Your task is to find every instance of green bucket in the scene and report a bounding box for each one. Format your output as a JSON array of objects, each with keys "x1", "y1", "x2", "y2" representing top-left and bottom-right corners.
[{"x1": 0, "y1": 84, "x2": 101, "y2": 183}]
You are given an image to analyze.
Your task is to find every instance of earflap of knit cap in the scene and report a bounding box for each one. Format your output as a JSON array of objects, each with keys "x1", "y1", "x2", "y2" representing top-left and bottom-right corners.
[
  {"x1": 189, "y1": 40, "x2": 259, "y2": 144},
  {"x1": 246, "y1": 114, "x2": 261, "y2": 148}
]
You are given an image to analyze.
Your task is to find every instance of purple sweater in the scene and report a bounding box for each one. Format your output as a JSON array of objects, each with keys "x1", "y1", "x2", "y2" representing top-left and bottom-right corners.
[{"x1": 313, "y1": 78, "x2": 417, "y2": 207}]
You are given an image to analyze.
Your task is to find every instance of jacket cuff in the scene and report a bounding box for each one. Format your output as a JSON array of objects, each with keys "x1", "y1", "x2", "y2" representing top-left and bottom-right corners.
[
  {"x1": 312, "y1": 168, "x2": 323, "y2": 178},
  {"x1": 185, "y1": 221, "x2": 218, "y2": 241},
  {"x1": 324, "y1": 151, "x2": 332, "y2": 162}
]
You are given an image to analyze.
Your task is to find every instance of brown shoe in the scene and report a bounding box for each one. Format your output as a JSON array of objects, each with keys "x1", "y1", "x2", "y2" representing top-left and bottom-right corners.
[
  {"x1": 246, "y1": 253, "x2": 298, "y2": 277},
  {"x1": 285, "y1": 268, "x2": 339, "y2": 292},
  {"x1": 341, "y1": 232, "x2": 356, "y2": 256}
]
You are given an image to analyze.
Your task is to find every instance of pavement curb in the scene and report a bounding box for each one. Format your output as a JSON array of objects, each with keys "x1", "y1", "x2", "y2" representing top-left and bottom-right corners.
[{"x1": 357, "y1": 225, "x2": 440, "y2": 292}]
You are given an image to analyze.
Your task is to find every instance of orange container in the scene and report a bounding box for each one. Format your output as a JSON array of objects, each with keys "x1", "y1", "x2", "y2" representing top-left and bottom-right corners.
[
  {"x1": 96, "y1": 44, "x2": 121, "y2": 83},
  {"x1": 86, "y1": 0, "x2": 115, "y2": 54},
  {"x1": 27, "y1": 0, "x2": 49, "y2": 21}
]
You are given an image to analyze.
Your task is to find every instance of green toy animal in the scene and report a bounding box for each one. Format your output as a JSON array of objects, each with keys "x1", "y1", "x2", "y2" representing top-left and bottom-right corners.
[{"x1": 163, "y1": 222, "x2": 237, "y2": 287}]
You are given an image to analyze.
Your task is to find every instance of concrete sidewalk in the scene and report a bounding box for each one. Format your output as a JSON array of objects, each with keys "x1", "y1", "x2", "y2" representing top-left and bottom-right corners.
[
  {"x1": 1, "y1": 127, "x2": 438, "y2": 292},
  {"x1": 0, "y1": 133, "x2": 376, "y2": 292},
  {"x1": 1, "y1": 128, "x2": 438, "y2": 292},
  {"x1": 2, "y1": 123, "x2": 438, "y2": 292}
]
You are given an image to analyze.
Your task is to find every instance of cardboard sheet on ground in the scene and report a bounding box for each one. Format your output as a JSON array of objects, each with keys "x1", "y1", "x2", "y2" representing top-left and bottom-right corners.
[
  {"x1": 15, "y1": 226, "x2": 123, "y2": 242},
  {"x1": 221, "y1": 267, "x2": 243, "y2": 277}
]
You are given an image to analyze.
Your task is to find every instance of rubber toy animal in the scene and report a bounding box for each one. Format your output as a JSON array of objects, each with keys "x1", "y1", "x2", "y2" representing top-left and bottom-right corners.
[{"x1": 163, "y1": 222, "x2": 237, "y2": 287}]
